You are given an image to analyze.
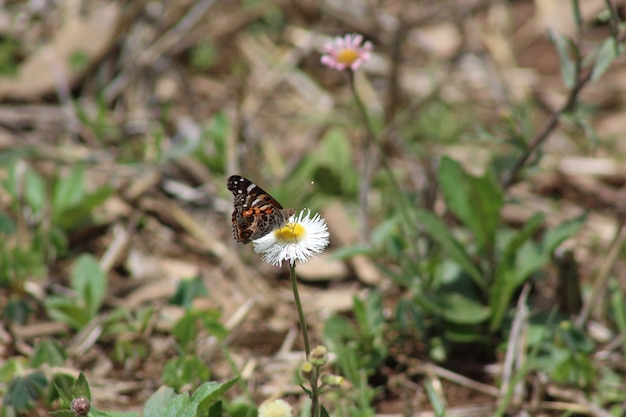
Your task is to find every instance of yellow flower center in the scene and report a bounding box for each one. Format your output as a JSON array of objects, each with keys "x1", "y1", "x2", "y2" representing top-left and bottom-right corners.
[
  {"x1": 275, "y1": 222, "x2": 305, "y2": 243},
  {"x1": 337, "y1": 49, "x2": 360, "y2": 64}
]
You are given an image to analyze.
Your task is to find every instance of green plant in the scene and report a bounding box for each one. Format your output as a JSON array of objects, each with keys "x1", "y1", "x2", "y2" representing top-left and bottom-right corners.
[
  {"x1": 52, "y1": 372, "x2": 240, "y2": 417},
  {"x1": 158, "y1": 278, "x2": 226, "y2": 391},
  {"x1": 323, "y1": 292, "x2": 386, "y2": 416},
  {"x1": 0, "y1": 161, "x2": 111, "y2": 324},
  {"x1": 44, "y1": 254, "x2": 107, "y2": 329},
  {"x1": 0, "y1": 342, "x2": 74, "y2": 416}
]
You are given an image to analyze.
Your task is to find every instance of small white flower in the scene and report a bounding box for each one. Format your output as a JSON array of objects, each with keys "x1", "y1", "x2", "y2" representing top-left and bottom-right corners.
[
  {"x1": 258, "y1": 398, "x2": 293, "y2": 417},
  {"x1": 253, "y1": 209, "x2": 329, "y2": 267}
]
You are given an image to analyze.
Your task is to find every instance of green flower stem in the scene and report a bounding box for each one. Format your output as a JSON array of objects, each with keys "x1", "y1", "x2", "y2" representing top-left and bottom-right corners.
[
  {"x1": 310, "y1": 366, "x2": 320, "y2": 417},
  {"x1": 348, "y1": 70, "x2": 417, "y2": 241},
  {"x1": 289, "y1": 263, "x2": 311, "y2": 358},
  {"x1": 289, "y1": 263, "x2": 319, "y2": 417}
]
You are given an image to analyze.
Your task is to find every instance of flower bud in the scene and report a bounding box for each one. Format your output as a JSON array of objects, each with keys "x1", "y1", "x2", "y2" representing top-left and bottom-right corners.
[
  {"x1": 71, "y1": 397, "x2": 91, "y2": 416},
  {"x1": 300, "y1": 361, "x2": 314, "y2": 380},
  {"x1": 310, "y1": 345, "x2": 328, "y2": 366},
  {"x1": 322, "y1": 374, "x2": 344, "y2": 389}
]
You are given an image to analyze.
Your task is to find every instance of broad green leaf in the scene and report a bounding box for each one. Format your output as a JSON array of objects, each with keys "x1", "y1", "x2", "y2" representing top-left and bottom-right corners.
[
  {"x1": 489, "y1": 213, "x2": 544, "y2": 331},
  {"x1": 5, "y1": 372, "x2": 47, "y2": 410},
  {"x1": 53, "y1": 185, "x2": 113, "y2": 230},
  {"x1": 438, "y1": 156, "x2": 502, "y2": 253},
  {"x1": 53, "y1": 165, "x2": 86, "y2": 214},
  {"x1": 169, "y1": 275, "x2": 209, "y2": 310},
  {"x1": 71, "y1": 254, "x2": 107, "y2": 318},
  {"x1": 172, "y1": 311, "x2": 197, "y2": 350},
  {"x1": 516, "y1": 213, "x2": 585, "y2": 287},
  {"x1": 415, "y1": 209, "x2": 484, "y2": 290},
  {"x1": 30, "y1": 339, "x2": 66, "y2": 368},
  {"x1": 143, "y1": 386, "x2": 176, "y2": 417},
  {"x1": 323, "y1": 315, "x2": 359, "y2": 347},
  {"x1": 147, "y1": 379, "x2": 239, "y2": 417},
  {"x1": 24, "y1": 168, "x2": 47, "y2": 212},
  {"x1": 549, "y1": 30, "x2": 577, "y2": 88},
  {"x1": 417, "y1": 292, "x2": 490, "y2": 325},
  {"x1": 319, "y1": 128, "x2": 352, "y2": 171},
  {"x1": 190, "y1": 378, "x2": 240, "y2": 414},
  {"x1": 542, "y1": 213, "x2": 586, "y2": 253},
  {"x1": 591, "y1": 37, "x2": 623, "y2": 82},
  {"x1": 199, "y1": 310, "x2": 228, "y2": 340},
  {"x1": 44, "y1": 297, "x2": 89, "y2": 329},
  {"x1": 160, "y1": 390, "x2": 188, "y2": 417},
  {"x1": 503, "y1": 212, "x2": 545, "y2": 258}
]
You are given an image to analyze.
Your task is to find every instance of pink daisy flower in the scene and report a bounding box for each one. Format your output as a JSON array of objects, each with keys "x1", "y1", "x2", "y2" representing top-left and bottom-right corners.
[{"x1": 320, "y1": 33, "x2": 373, "y2": 71}]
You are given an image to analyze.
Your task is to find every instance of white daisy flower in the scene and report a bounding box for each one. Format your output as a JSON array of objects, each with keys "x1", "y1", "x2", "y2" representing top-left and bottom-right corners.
[{"x1": 253, "y1": 209, "x2": 330, "y2": 267}]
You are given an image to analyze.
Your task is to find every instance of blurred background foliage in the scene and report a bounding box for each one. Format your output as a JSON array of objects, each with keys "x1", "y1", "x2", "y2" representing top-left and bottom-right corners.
[{"x1": 1, "y1": 0, "x2": 626, "y2": 416}]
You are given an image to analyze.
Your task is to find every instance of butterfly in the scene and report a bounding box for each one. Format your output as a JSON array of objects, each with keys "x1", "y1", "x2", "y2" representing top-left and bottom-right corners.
[{"x1": 227, "y1": 175, "x2": 295, "y2": 244}]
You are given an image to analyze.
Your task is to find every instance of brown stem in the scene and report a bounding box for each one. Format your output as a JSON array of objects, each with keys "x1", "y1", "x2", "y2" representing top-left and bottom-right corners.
[{"x1": 501, "y1": 28, "x2": 626, "y2": 189}]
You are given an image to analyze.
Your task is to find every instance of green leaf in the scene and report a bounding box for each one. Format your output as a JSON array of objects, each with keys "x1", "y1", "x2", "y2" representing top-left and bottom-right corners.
[
  {"x1": 319, "y1": 128, "x2": 352, "y2": 170},
  {"x1": 370, "y1": 217, "x2": 399, "y2": 247},
  {"x1": 424, "y1": 379, "x2": 446, "y2": 417},
  {"x1": 5, "y1": 298, "x2": 32, "y2": 324},
  {"x1": 161, "y1": 356, "x2": 211, "y2": 392},
  {"x1": 143, "y1": 379, "x2": 239, "y2": 417},
  {"x1": 199, "y1": 310, "x2": 228, "y2": 340},
  {"x1": 438, "y1": 156, "x2": 503, "y2": 253},
  {"x1": 5, "y1": 372, "x2": 48, "y2": 410},
  {"x1": 44, "y1": 297, "x2": 89, "y2": 329},
  {"x1": 208, "y1": 401, "x2": 222, "y2": 417},
  {"x1": 0, "y1": 211, "x2": 16, "y2": 234},
  {"x1": 24, "y1": 168, "x2": 47, "y2": 212},
  {"x1": 591, "y1": 37, "x2": 622, "y2": 82},
  {"x1": 71, "y1": 254, "x2": 107, "y2": 318},
  {"x1": 323, "y1": 316, "x2": 359, "y2": 348},
  {"x1": 52, "y1": 165, "x2": 86, "y2": 214},
  {"x1": 168, "y1": 276, "x2": 209, "y2": 310},
  {"x1": 74, "y1": 372, "x2": 91, "y2": 400},
  {"x1": 330, "y1": 244, "x2": 372, "y2": 260},
  {"x1": 415, "y1": 209, "x2": 485, "y2": 290},
  {"x1": 53, "y1": 185, "x2": 114, "y2": 230},
  {"x1": 549, "y1": 30, "x2": 577, "y2": 88},
  {"x1": 542, "y1": 213, "x2": 586, "y2": 254},
  {"x1": 143, "y1": 386, "x2": 177, "y2": 417},
  {"x1": 50, "y1": 410, "x2": 76, "y2": 417},
  {"x1": 424, "y1": 292, "x2": 491, "y2": 325},
  {"x1": 190, "y1": 378, "x2": 240, "y2": 413},
  {"x1": 90, "y1": 410, "x2": 139, "y2": 417},
  {"x1": 30, "y1": 339, "x2": 66, "y2": 368},
  {"x1": 172, "y1": 311, "x2": 198, "y2": 350},
  {"x1": 489, "y1": 213, "x2": 544, "y2": 332}
]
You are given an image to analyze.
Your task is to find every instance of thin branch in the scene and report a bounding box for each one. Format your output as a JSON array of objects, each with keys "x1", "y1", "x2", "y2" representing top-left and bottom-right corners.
[{"x1": 501, "y1": 28, "x2": 626, "y2": 189}]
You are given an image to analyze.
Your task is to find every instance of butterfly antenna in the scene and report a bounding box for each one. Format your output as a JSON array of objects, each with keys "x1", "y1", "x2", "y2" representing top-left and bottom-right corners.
[{"x1": 294, "y1": 181, "x2": 315, "y2": 205}]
